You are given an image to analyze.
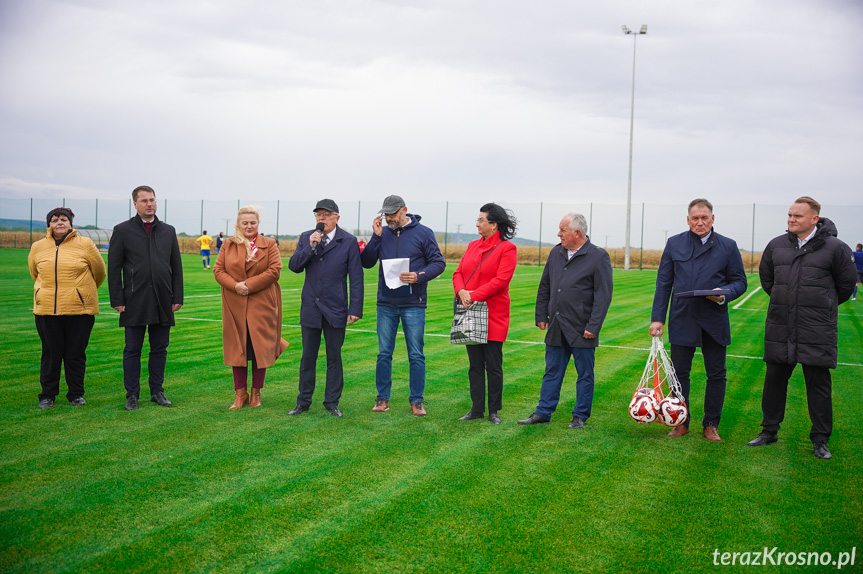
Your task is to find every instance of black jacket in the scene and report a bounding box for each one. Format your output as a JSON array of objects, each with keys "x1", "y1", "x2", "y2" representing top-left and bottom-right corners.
[
  {"x1": 760, "y1": 218, "x2": 856, "y2": 368},
  {"x1": 535, "y1": 239, "x2": 613, "y2": 348},
  {"x1": 108, "y1": 215, "x2": 184, "y2": 327}
]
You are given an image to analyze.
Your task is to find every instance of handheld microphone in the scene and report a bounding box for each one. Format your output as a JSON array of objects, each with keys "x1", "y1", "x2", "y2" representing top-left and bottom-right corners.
[{"x1": 311, "y1": 222, "x2": 326, "y2": 253}]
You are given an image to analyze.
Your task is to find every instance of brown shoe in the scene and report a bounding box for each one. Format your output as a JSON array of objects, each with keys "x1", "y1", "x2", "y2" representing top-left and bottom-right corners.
[
  {"x1": 703, "y1": 425, "x2": 722, "y2": 442},
  {"x1": 667, "y1": 425, "x2": 690, "y2": 438},
  {"x1": 230, "y1": 388, "x2": 249, "y2": 410},
  {"x1": 249, "y1": 388, "x2": 262, "y2": 408},
  {"x1": 411, "y1": 402, "x2": 427, "y2": 417},
  {"x1": 372, "y1": 398, "x2": 389, "y2": 412}
]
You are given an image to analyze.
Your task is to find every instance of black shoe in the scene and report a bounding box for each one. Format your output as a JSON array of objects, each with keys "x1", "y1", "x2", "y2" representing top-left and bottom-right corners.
[
  {"x1": 813, "y1": 442, "x2": 832, "y2": 459},
  {"x1": 517, "y1": 413, "x2": 549, "y2": 425},
  {"x1": 568, "y1": 416, "x2": 585, "y2": 429},
  {"x1": 488, "y1": 412, "x2": 501, "y2": 425},
  {"x1": 287, "y1": 404, "x2": 309, "y2": 415},
  {"x1": 459, "y1": 411, "x2": 484, "y2": 421},
  {"x1": 69, "y1": 397, "x2": 86, "y2": 407},
  {"x1": 150, "y1": 392, "x2": 173, "y2": 407},
  {"x1": 125, "y1": 397, "x2": 139, "y2": 411},
  {"x1": 326, "y1": 406, "x2": 343, "y2": 417},
  {"x1": 747, "y1": 431, "x2": 778, "y2": 447},
  {"x1": 38, "y1": 398, "x2": 54, "y2": 409}
]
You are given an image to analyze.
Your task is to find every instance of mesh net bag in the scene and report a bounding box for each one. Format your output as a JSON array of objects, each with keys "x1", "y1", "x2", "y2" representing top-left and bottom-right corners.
[{"x1": 628, "y1": 336, "x2": 688, "y2": 426}]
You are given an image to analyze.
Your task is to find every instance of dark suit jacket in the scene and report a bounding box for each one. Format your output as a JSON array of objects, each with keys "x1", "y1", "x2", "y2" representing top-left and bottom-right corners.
[
  {"x1": 108, "y1": 215, "x2": 183, "y2": 327},
  {"x1": 651, "y1": 229, "x2": 747, "y2": 347},
  {"x1": 289, "y1": 226, "x2": 363, "y2": 329},
  {"x1": 535, "y1": 240, "x2": 613, "y2": 348}
]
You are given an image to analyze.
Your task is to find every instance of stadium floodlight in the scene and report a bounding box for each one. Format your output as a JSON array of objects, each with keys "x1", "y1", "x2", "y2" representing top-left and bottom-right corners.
[{"x1": 621, "y1": 24, "x2": 648, "y2": 270}]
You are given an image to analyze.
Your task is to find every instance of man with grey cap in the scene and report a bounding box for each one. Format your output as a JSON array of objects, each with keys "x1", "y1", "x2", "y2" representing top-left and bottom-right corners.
[
  {"x1": 361, "y1": 195, "x2": 445, "y2": 416},
  {"x1": 288, "y1": 199, "x2": 363, "y2": 417}
]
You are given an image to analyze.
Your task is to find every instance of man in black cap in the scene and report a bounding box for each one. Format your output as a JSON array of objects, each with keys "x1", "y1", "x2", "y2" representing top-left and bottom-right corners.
[
  {"x1": 361, "y1": 195, "x2": 445, "y2": 416},
  {"x1": 108, "y1": 185, "x2": 183, "y2": 411},
  {"x1": 288, "y1": 199, "x2": 363, "y2": 417}
]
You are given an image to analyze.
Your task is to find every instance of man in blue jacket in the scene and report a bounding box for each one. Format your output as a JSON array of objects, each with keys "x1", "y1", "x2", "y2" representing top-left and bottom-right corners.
[
  {"x1": 361, "y1": 195, "x2": 445, "y2": 416},
  {"x1": 650, "y1": 198, "x2": 747, "y2": 442},
  {"x1": 288, "y1": 199, "x2": 363, "y2": 417}
]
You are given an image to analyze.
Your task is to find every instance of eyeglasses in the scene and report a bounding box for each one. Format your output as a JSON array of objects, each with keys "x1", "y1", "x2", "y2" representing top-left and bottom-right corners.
[
  {"x1": 314, "y1": 211, "x2": 337, "y2": 218},
  {"x1": 476, "y1": 218, "x2": 488, "y2": 224}
]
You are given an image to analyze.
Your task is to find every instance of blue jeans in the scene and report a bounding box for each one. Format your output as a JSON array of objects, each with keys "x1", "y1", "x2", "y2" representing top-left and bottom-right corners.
[
  {"x1": 534, "y1": 342, "x2": 595, "y2": 421},
  {"x1": 376, "y1": 305, "x2": 426, "y2": 404}
]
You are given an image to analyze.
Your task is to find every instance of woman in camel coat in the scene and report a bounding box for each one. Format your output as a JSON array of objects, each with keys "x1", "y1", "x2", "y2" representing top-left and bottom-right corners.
[{"x1": 214, "y1": 206, "x2": 288, "y2": 409}]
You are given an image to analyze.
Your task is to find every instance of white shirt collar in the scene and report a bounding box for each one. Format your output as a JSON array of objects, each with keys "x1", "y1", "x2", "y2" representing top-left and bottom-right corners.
[
  {"x1": 700, "y1": 231, "x2": 712, "y2": 245},
  {"x1": 797, "y1": 226, "x2": 817, "y2": 247}
]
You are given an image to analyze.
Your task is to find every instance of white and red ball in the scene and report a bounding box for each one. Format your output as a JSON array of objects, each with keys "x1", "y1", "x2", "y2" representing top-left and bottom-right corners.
[
  {"x1": 629, "y1": 390, "x2": 659, "y2": 424},
  {"x1": 658, "y1": 396, "x2": 688, "y2": 427}
]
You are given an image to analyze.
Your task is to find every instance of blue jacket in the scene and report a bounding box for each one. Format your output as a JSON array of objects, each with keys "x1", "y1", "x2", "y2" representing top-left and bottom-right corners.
[
  {"x1": 360, "y1": 214, "x2": 445, "y2": 308},
  {"x1": 289, "y1": 226, "x2": 363, "y2": 329},
  {"x1": 651, "y1": 229, "x2": 747, "y2": 347}
]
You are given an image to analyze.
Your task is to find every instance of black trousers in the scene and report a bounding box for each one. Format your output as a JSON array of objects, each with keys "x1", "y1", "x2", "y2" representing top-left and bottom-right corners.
[
  {"x1": 123, "y1": 324, "x2": 171, "y2": 399},
  {"x1": 761, "y1": 362, "x2": 832, "y2": 443},
  {"x1": 465, "y1": 341, "x2": 504, "y2": 414},
  {"x1": 298, "y1": 323, "x2": 345, "y2": 408},
  {"x1": 670, "y1": 330, "x2": 727, "y2": 429},
  {"x1": 34, "y1": 315, "x2": 95, "y2": 401}
]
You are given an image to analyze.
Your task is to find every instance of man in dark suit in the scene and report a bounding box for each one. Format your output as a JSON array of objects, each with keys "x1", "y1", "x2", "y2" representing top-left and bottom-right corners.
[
  {"x1": 108, "y1": 185, "x2": 184, "y2": 411},
  {"x1": 650, "y1": 198, "x2": 747, "y2": 441},
  {"x1": 518, "y1": 212, "x2": 613, "y2": 429},
  {"x1": 288, "y1": 199, "x2": 363, "y2": 417}
]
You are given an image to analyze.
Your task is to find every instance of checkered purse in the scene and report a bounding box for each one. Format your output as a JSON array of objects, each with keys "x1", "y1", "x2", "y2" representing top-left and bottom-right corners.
[{"x1": 450, "y1": 301, "x2": 489, "y2": 345}]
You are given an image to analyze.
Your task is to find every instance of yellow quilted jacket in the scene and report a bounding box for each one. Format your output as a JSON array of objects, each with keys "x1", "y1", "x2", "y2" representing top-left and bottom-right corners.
[{"x1": 28, "y1": 228, "x2": 107, "y2": 316}]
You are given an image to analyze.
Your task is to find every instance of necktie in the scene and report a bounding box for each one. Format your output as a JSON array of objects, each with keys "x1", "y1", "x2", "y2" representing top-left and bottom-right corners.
[{"x1": 320, "y1": 236, "x2": 329, "y2": 248}]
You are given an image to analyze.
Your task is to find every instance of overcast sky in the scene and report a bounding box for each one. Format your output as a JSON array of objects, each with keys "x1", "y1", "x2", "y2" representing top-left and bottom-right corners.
[{"x1": 1, "y1": 0, "x2": 862, "y2": 212}]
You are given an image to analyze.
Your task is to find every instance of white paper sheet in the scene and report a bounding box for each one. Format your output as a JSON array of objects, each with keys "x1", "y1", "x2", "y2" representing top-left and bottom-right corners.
[{"x1": 382, "y1": 258, "x2": 410, "y2": 289}]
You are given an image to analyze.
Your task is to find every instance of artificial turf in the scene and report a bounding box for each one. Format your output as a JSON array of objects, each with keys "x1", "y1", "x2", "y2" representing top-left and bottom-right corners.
[{"x1": 0, "y1": 249, "x2": 860, "y2": 573}]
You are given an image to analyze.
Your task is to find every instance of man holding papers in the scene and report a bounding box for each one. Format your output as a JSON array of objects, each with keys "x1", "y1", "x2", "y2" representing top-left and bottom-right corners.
[
  {"x1": 649, "y1": 199, "x2": 747, "y2": 441},
  {"x1": 361, "y1": 195, "x2": 445, "y2": 416}
]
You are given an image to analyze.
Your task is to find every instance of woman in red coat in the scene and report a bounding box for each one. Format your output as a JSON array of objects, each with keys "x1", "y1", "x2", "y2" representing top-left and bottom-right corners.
[{"x1": 452, "y1": 203, "x2": 518, "y2": 424}]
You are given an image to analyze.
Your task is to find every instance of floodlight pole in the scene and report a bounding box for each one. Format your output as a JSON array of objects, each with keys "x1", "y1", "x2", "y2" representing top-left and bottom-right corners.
[{"x1": 622, "y1": 24, "x2": 647, "y2": 271}]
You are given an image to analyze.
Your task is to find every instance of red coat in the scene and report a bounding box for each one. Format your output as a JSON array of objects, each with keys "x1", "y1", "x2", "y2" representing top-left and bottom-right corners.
[{"x1": 452, "y1": 232, "x2": 517, "y2": 342}]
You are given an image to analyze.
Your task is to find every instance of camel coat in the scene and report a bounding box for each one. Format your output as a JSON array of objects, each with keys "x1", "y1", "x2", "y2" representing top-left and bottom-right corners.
[{"x1": 214, "y1": 235, "x2": 289, "y2": 368}]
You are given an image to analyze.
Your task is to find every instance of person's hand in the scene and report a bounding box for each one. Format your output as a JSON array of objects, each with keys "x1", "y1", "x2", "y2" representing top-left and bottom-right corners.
[
  {"x1": 706, "y1": 288, "x2": 725, "y2": 304},
  {"x1": 649, "y1": 321, "x2": 664, "y2": 337},
  {"x1": 458, "y1": 289, "x2": 473, "y2": 307},
  {"x1": 372, "y1": 216, "x2": 383, "y2": 236},
  {"x1": 113, "y1": 305, "x2": 125, "y2": 313},
  {"x1": 400, "y1": 272, "x2": 418, "y2": 284},
  {"x1": 537, "y1": 322, "x2": 548, "y2": 330},
  {"x1": 234, "y1": 281, "x2": 249, "y2": 296},
  {"x1": 347, "y1": 315, "x2": 360, "y2": 325},
  {"x1": 310, "y1": 231, "x2": 323, "y2": 248},
  {"x1": 583, "y1": 329, "x2": 596, "y2": 339},
  {"x1": 172, "y1": 303, "x2": 182, "y2": 312}
]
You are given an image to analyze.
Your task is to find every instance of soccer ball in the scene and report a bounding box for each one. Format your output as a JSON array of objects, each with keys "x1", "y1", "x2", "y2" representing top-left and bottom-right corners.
[
  {"x1": 629, "y1": 390, "x2": 659, "y2": 424},
  {"x1": 658, "y1": 396, "x2": 688, "y2": 427}
]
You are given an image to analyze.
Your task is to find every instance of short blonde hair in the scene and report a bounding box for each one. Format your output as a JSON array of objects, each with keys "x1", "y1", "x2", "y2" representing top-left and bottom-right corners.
[{"x1": 232, "y1": 206, "x2": 261, "y2": 260}]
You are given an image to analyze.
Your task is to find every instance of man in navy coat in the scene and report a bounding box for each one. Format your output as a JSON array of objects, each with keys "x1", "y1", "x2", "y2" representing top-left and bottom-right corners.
[
  {"x1": 288, "y1": 199, "x2": 363, "y2": 417},
  {"x1": 650, "y1": 198, "x2": 747, "y2": 441}
]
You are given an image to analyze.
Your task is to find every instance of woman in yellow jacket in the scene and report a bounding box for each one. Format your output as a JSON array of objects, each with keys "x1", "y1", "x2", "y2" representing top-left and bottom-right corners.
[{"x1": 28, "y1": 208, "x2": 106, "y2": 409}]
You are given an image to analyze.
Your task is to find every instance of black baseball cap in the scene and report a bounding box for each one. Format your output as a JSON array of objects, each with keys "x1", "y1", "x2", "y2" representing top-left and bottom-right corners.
[{"x1": 314, "y1": 199, "x2": 339, "y2": 213}]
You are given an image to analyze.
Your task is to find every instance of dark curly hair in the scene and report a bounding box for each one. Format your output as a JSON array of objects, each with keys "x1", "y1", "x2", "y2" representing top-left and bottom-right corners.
[{"x1": 480, "y1": 203, "x2": 517, "y2": 241}]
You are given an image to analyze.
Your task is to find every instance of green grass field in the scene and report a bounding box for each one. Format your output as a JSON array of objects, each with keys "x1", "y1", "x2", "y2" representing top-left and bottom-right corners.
[{"x1": 1, "y1": 248, "x2": 861, "y2": 573}]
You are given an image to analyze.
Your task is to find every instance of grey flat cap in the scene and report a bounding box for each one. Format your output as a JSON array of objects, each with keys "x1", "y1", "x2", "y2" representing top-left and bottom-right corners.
[{"x1": 379, "y1": 195, "x2": 406, "y2": 215}]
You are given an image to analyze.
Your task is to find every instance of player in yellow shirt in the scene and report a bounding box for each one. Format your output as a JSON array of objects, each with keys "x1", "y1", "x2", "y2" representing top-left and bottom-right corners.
[{"x1": 196, "y1": 231, "x2": 213, "y2": 269}]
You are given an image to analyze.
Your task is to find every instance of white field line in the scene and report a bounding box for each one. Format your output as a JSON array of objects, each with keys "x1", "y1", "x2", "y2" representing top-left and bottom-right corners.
[
  {"x1": 98, "y1": 310, "x2": 863, "y2": 368},
  {"x1": 732, "y1": 286, "x2": 762, "y2": 310}
]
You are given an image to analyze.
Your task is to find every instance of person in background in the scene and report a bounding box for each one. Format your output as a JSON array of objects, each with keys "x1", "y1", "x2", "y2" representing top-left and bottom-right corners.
[
  {"x1": 648, "y1": 198, "x2": 747, "y2": 442},
  {"x1": 517, "y1": 212, "x2": 613, "y2": 429},
  {"x1": 216, "y1": 231, "x2": 225, "y2": 254},
  {"x1": 287, "y1": 199, "x2": 363, "y2": 418},
  {"x1": 852, "y1": 243, "x2": 862, "y2": 301},
  {"x1": 747, "y1": 197, "x2": 857, "y2": 459},
  {"x1": 108, "y1": 185, "x2": 184, "y2": 411},
  {"x1": 452, "y1": 203, "x2": 518, "y2": 424},
  {"x1": 361, "y1": 195, "x2": 445, "y2": 416},
  {"x1": 214, "y1": 206, "x2": 289, "y2": 409},
  {"x1": 196, "y1": 230, "x2": 213, "y2": 269},
  {"x1": 28, "y1": 207, "x2": 106, "y2": 408}
]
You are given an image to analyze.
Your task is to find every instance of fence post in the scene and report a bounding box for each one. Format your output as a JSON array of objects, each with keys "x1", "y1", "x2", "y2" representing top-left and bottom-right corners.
[
  {"x1": 538, "y1": 202, "x2": 543, "y2": 265},
  {"x1": 276, "y1": 200, "x2": 280, "y2": 239},
  {"x1": 589, "y1": 203, "x2": 593, "y2": 241},
  {"x1": 29, "y1": 198, "x2": 33, "y2": 245},
  {"x1": 639, "y1": 202, "x2": 645, "y2": 270},
  {"x1": 200, "y1": 200, "x2": 204, "y2": 234},
  {"x1": 164, "y1": 199, "x2": 167, "y2": 224},
  {"x1": 443, "y1": 201, "x2": 449, "y2": 262},
  {"x1": 95, "y1": 198, "x2": 99, "y2": 229},
  {"x1": 357, "y1": 200, "x2": 361, "y2": 236},
  {"x1": 750, "y1": 203, "x2": 756, "y2": 274},
  {"x1": 128, "y1": 198, "x2": 131, "y2": 219}
]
